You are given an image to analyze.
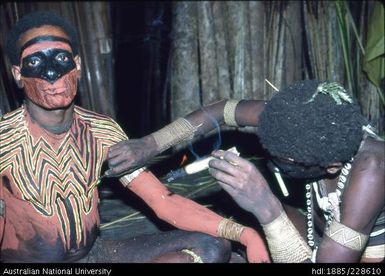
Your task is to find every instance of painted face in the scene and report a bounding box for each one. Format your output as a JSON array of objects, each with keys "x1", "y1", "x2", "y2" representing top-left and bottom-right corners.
[
  {"x1": 268, "y1": 157, "x2": 327, "y2": 179},
  {"x1": 19, "y1": 36, "x2": 79, "y2": 110},
  {"x1": 21, "y1": 48, "x2": 76, "y2": 82}
]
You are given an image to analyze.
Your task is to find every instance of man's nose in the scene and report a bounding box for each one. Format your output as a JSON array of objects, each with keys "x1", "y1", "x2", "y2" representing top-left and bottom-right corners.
[{"x1": 44, "y1": 68, "x2": 61, "y2": 84}]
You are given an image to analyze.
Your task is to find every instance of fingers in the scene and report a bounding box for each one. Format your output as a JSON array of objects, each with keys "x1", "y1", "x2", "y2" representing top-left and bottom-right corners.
[
  {"x1": 211, "y1": 150, "x2": 248, "y2": 168},
  {"x1": 103, "y1": 164, "x2": 120, "y2": 178},
  {"x1": 107, "y1": 141, "x2": 136, "y2": 171},
  {"x1": 209, "y1": 150, "x2": 251, "y2": 177},
  {"x1": 208, "y1": 158, "x2": 240, "y2": 177},
  {"x1": 107, "y1": 140, "x2": 149, "y2": 177},
  {"x1": 208, "y1": 150, "x2": 246, "y2": 188},
  {"x1": 107, "y1": 154, "x2": 133, "y2": 177},
  {"x1": 108, "y1": 140, "x2": 126, "y2": 158},
  {"x1": 108, "y1": 152, "x2": 128, "y2": 167},
  {"x1": 213, "y1": 178, "x2": 238, "y2": 196},
  {"x1": 104, "y1": 166, "x2": 119, "y2": 178},
  {"x1": 102, "y1": 169, "x2": 113, "y2": 178},
  {"x1": 108, "y1": 140, "x2": 140, "y2": 159},
  {"x1": 209, "y1": 166, "x2": 237, "y2": 187}
]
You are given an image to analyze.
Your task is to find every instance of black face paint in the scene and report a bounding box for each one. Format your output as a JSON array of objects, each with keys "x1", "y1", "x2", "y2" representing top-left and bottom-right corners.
[
  {"x1": 20, "y1": 49, "x2": 76, "y2": 84},
  {"x1": 267, "y1": 158, "x2": 327, "y2": 179},
  {"x1": 19, "y1": 36, "x2": 73, "y2": 57}
]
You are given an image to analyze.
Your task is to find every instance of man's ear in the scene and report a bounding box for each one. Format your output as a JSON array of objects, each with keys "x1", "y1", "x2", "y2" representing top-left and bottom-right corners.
[
  {"x1": 326, "y1": 162, "x2": 343, "y2": 174},
  {"x1": 74, "y1": 55, "x2": 81, "y2": 79},
  {"x1": 11, "y1": 65, "x2": 24, "y2": 88}
]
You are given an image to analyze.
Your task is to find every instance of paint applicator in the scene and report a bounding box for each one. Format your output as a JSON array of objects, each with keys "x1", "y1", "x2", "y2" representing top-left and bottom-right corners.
[
  {"x1": 184, "y1": 146, "x2": 240, "y2": 174},
  {"x1": 166, "y1": 147, "x2": 240, "y2": 182}
]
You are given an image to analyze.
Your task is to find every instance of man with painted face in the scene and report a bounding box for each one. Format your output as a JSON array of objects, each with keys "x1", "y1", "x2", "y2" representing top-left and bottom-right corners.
[
  {"x1": 108, "y1": 80, "x2": 385, "y2": 263},
  {"x1": 0, "y1": 11, "x2": 270, "y2": 263}
]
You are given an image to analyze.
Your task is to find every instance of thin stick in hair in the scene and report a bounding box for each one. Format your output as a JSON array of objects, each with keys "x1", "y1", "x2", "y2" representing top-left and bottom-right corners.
[{"x1": 265, "y1": 79, "x2": 279, "y2": 92}]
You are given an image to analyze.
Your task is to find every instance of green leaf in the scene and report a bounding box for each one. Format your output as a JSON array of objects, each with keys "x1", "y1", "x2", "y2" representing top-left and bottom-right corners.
[{"x1": 363, "y1": 1, "x2": 385, "y2": 88}]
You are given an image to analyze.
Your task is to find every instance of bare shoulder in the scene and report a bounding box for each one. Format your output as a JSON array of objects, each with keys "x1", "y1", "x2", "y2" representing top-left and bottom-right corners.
[
  {"x1": 351, "y1": 136, "x2": 384, "y2": 193},
  {"x1": 355, "y1": 137, "x2": 384, "y2": 173},
  {"x1": 341, "y1": 136, "x2": 384, "y2": 232}
]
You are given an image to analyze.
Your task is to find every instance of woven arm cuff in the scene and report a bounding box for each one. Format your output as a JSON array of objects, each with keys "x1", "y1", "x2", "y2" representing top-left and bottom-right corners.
[
  {"x1": 217, "y1": 218, "x2": 245, "y2": 242},
  {"x1": 262, "y1": 211, "x2": 312, "y2": 263},
  {"x1": 151, "y1": 118, "x2": 200, "y2": 152},
  {"x1": 326, "y1": 219, "x2": 369, "y2": 251},
  {"x1": 223, "y1": 99, "x2": 240, "y2": 127}
]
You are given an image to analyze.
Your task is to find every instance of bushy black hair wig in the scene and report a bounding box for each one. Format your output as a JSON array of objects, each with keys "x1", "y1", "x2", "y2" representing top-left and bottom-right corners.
[
  {"x1": 257, "y1": 80, "x2": 367, "y2": 167},
  {"x1": 6, "y1": 11, "x2": 79, "y2": 65}
]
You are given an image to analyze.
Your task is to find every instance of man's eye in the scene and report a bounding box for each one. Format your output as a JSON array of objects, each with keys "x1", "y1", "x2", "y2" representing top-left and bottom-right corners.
[
  {"x1": 27, "y1": 57, "x2": 41, "y2": 67},
  {"x1": 56, "y1": 53, "x2": 69, "y2": 63}
]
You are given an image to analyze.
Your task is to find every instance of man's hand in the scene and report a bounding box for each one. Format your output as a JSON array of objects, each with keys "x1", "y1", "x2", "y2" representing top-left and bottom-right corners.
[
  {"x1": 106, "y1": 135, "x2": 158, "y2": 177},
  {"x1": 208, "y1": 150, "x2": 282, "y2": 224},
  {"x1": 240, "y1": 228, "x2": 271, "y2": 263}
]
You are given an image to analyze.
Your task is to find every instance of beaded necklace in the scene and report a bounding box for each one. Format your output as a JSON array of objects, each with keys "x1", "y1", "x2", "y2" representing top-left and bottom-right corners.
[{"x1": 305, "y1": 160, "x2": 353, "y2": 251}]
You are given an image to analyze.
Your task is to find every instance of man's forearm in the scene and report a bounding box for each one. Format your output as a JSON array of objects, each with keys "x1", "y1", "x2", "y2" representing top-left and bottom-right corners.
[
  {"x1": 127, "y1": 171, "x2": 223, "y2": 236},
  {"x1": 127, "y1": 171, "x2": 270, "y2": 262},
  {"x1": 149, "y1": 99, "x2": 266, "y2": 153},
  {"x1": 107, "y1": 99, "x2": 266, "y2": 177}
]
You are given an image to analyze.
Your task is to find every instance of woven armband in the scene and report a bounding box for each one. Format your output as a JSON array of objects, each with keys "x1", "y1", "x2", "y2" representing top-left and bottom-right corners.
[
  {"x1": 217, "y1": 218, "x2": 245, "y2": 242},
  {"x1": 151, "y1": 118, "x2": 200, "y2": 152},
  {"x1": 223, "y1": 99, "x2": 240, "y2": 127},
  {"x1": 119, "y1": 167, "x2": 146, "y2": 187},
  {"x1": 326, "y1": 219, "x2": 369, "y2": 251},
  {"x1": 261, "y1": 211, "x2": 312, "y2": 263}
]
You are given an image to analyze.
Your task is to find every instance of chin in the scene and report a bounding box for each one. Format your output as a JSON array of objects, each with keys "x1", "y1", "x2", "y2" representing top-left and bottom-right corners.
[{"x1": 36, "y1": 100, "x2": 75, "y2": 111}]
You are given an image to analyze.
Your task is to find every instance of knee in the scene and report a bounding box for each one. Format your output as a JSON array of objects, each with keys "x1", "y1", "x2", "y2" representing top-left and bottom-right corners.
[{"x1": 188, "y1": 233, "x2": 232, "y2": 263}]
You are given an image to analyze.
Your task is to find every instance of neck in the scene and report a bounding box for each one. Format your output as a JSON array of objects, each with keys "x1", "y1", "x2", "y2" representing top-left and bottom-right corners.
[
  {"x1": 321, "y1": 175, "x2": 340, "y2": 193},
  {"x1": 25, "y1": 101, "x2": 74, "y2": 134}
]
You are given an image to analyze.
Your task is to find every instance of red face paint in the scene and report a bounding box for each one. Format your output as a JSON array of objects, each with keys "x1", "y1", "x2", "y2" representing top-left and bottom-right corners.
[
  {"x1": 21, "y1": 69, "x2": 78, "y2": 109},
  {"x1": 20, "y1": 39, "x2": 79, "y2": 110}
]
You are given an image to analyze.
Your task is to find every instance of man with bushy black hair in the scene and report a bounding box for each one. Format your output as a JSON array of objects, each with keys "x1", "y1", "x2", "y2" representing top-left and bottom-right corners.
[
  {"x1": 0, "y1": 11, "x2": 271, "y2": 263},
  {"x1": 109, "y1": 79, "x2": 384, "y2": 262}
]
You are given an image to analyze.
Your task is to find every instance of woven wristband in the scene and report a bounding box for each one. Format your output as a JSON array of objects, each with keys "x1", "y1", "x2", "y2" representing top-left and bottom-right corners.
[
  {"x1": 217, "y1": 218, "x2": 245, "y2": 242},
  {"x1": 223, "y1": 99, "x2": 240, "y2": 127}
]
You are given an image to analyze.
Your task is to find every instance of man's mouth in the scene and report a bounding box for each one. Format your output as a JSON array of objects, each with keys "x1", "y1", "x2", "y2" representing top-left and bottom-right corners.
[{"x1": 43, "y1": 88, "x2": 66, "y2": 95}]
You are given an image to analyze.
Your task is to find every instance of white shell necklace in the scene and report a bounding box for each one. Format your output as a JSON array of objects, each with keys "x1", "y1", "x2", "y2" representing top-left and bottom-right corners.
[{"x1": 305, "y1": 160, "x2": 353, "y2": 251}]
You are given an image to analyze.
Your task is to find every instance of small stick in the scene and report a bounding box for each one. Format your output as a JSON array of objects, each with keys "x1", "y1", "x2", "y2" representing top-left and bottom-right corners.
[
  {"x1": 273, "y1": 168, "x2": 289, "y2": 197},
  {"x1": 265, "y1": 79, "x2": 279, "y2": 92}
]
